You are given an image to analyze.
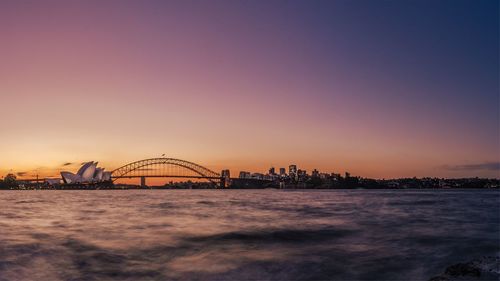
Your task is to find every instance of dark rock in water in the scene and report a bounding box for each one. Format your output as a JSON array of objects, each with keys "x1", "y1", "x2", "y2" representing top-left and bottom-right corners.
[
  {"x1": 429, "y1": 256, "x2": 499, "y2": 281},
  {"x1": 444, "y1": 263, "x2": 481, "y2": 277}
]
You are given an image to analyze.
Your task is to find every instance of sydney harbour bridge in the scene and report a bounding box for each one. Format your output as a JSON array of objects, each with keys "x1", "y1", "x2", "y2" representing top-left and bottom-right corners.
[{"x1": 110, "y1": 158, "x2": 226, "y2": 188}]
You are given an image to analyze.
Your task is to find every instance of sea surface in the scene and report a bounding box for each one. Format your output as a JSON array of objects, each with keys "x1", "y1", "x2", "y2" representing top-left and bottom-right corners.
[{"x1": 0, "y1": 189, "x2": 498, "y2": 281}]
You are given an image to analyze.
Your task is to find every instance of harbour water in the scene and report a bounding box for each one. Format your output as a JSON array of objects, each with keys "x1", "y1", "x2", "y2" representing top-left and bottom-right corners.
[{"x1": 0, "y1": 189, "x2": 498, "y2": 280}]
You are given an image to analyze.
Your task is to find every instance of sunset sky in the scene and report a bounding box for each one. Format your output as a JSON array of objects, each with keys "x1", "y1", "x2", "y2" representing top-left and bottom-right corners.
[{"x1": 1, "y1": 0, "x2": 498, "y2": 182}]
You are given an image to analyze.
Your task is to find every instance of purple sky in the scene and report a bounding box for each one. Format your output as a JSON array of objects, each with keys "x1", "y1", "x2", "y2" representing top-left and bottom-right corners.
[{"x1": 0, "y1": 0, "x2": 498, "y2": 180}]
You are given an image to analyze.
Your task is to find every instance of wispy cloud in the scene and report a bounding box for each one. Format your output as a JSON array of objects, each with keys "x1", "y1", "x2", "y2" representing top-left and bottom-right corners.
[
  {"x1": 16, "y1": 172, "x2": 27, "y2": 177},
  {"x1": 442, "y1": 162, "x2": 500, "y2": 171}
]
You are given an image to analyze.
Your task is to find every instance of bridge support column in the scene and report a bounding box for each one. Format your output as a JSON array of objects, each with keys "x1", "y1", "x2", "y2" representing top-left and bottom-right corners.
[
  {"x1": 220, "y1": 177, "x2": 225, "y2": 188},
  {"x1": 140, "y1": 176, "x2": 146, "y2": 188}
]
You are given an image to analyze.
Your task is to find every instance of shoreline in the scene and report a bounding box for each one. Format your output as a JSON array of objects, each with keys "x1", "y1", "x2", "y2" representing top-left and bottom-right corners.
[{"x1": 1, "y1": 187, "x2": 499, "y2": 191}]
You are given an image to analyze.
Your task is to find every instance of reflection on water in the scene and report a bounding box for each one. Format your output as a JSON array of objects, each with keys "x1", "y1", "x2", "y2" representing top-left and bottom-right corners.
[{"x1": 0, "y1": 190, "x2": 498, "y2": 280}]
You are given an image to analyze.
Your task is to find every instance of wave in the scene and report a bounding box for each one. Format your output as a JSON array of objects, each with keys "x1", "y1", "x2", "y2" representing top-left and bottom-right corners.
[{"x1": 184, "y1": 228, "x2": 356, "y2": 244}]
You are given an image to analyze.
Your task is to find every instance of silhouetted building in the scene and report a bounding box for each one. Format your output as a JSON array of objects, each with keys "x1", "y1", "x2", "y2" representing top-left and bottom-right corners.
[
  {"x1": 298, "y1": 169, "x2": 307, "y2": 181},
  {"x1": 332, "y1": 173, "x2": 341, "y2": 181},
  {"x1": 239, "y1": 171, "x2": 251, "y2": 179},
  {"x1": 289, "y1": 165, "x2": 297, "y2": 180},
  {"x1": 319, "y1": 173, "x2": 329, "y2": 179},
  {"x1": 251, "y1": 173, "x2": 265, "y2": 180},
  {"x1": 312, "y1": 169, "x2": 319, "y2": 178},
  {"x1": 279, "y1": 168, "x2": 286, "y2": 176},
  {"x1": 269, "y1": 167, "x2": 275, "y2": 175}
]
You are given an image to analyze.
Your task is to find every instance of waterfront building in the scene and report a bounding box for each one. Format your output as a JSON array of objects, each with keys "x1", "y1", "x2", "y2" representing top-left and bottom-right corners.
[
  {"x1": 251, "y1": 173, "x2": 265, "y2": 180},
  {"x1": 60, "y1": 161, "x2": 111, "y2": 184},
  {"x1": 298, "y1": 169, "x2": 307, "y2": 181},
  {"x1": 319, "y1": 173, "x2": 329, "y2": 179},
  {"x1": 239, "y1": 171, "x2": 251, "y2": 179},
  {"x1": 312, "y1": 169, "x2": 319, "y2": 178},
  {"x1": 289, "y1": 165, "x2": 297, "y2": 181},
  {"x1": 330, "y1": 173, "x2": 341, "y2": 181},
  {"x1": 269, "y1": 167, "x2": 275, "y2": 175},
  {"x1": 279, "y1": 168, "x2": 286, "y2": 176}
]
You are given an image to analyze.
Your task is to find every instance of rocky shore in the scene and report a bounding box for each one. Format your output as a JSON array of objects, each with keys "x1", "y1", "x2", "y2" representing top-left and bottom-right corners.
[{"x1": 429, "y1": 256, "x2": 499, "y2": 281}]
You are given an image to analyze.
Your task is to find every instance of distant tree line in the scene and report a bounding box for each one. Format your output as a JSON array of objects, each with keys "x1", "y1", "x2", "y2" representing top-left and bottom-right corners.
[
  {"x1": 281, "y1": 176, "x2": 500, "y2": 189},
  {"x1": 0, "y1": 173, "x2": 18, "y2": 189}
]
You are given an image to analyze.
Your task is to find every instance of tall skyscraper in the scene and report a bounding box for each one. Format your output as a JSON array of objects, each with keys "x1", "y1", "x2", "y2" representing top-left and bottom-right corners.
[
  {"x1": 269, "y1": 167, "x2": 275, "y2": 175},
  {"x1": 289, "y1": 165, "x2": 297, "y2": 181}
]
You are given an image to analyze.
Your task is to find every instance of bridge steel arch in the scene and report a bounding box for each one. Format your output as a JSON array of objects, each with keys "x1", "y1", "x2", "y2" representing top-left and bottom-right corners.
[{"x1": 111, "y1": 158, "x2": 222, "y2": 187}]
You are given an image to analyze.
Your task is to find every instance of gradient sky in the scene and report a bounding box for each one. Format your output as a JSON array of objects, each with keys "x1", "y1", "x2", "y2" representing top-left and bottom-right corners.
[{"x1": 1, "y1": 0, "x2": 499, "y2": 181}]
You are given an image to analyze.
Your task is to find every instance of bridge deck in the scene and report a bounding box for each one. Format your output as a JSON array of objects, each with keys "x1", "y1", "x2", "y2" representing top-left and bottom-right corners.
[{"x1": 112, "y1": 175, "x2": 221, "y2": 179}]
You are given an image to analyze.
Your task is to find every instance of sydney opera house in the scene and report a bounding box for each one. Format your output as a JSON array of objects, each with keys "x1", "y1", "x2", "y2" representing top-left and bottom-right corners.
[{"x1": 59, "y1": 161, "x2": 112, "y2": 184}]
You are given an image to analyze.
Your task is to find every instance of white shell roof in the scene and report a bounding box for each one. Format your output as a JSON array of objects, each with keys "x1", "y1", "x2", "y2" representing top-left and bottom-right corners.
[
  {"x1": 77, "y1": 162, "x2": 94, "y2": 176},
  {"x1": 80, "y1": 162, "x2": 97, "y2": 181},
  {"x1": 94, "y1": 168, "x2": 103, "y2": 181},
  {"x1": 61, "y1": 171, "x2": 82, "y2": 184},
  {"x1": 60, "y1": 162, "x2": 109, "y2": 184}
]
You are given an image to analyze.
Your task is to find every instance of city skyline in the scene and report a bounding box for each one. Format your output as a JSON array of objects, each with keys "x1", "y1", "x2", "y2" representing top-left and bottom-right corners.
[
  {"x1": 3, "y1": 156, "x2": 499, "y2": 187},
  {"x1": 1, "y1": 0, "x2": 499, "y2": 181}
]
